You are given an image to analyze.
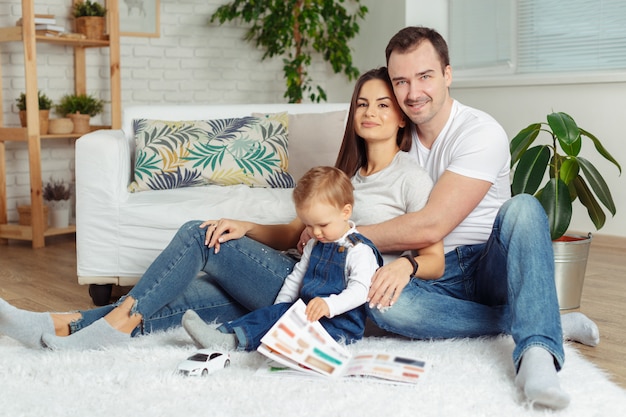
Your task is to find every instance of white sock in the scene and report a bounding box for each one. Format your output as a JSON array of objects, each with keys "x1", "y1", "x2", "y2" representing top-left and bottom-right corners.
[
  {"x1": 561, "y1": 312, "x2": 600, "y2": 347},
  {"x1": 182, "y1": 310, "x2": 237, "y2": 350},
  {"x1": 0, "y1": 297, "x2": 54, "y2": 348},
  {"x1": 41, "y1": 318, "x2": 130, "y2": 351},
  {"x1": 515, "y1": 346, "x2": 570, "y2": 410}
]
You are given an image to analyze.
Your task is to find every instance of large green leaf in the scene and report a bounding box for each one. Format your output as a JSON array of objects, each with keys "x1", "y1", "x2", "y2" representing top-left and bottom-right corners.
[
  {"x1": 510, "y1": 123, "x2": 540, "y2": 167},
  {"x1": 547, "y1": 112, "x2": 581, "y2": 156},
  {"x1": 566, "y1": 179, "x2": 577, "y2": 202},
  {"x1": 577, "y1": 157, "x2": 616, "y2": 215},
  {"x1": 579, "y1": 128, "x2": 622, "y2": 174},
  {"x1": 559, "y1": 158, "x2": 579, "y2": 185},
  {"x1": 511, "y1": 145, "x2": 550, "y2": 195},
  {"x1": 539, "y1": 178, "x2": 572, "y2": 240},
  {"x1": 573, "y1": 175, "x2": 606, "y2": 230}
]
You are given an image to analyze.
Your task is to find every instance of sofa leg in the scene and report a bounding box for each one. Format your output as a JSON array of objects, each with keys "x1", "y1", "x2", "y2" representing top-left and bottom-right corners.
[{"x1": 89, "y1": 284, "x2": 113, "y2": 306}]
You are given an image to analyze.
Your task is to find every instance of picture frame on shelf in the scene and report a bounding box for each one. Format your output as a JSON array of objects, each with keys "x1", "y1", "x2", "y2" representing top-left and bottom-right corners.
[{"x1": 119, "y1": 0, "x2": 160, "y2": 37}]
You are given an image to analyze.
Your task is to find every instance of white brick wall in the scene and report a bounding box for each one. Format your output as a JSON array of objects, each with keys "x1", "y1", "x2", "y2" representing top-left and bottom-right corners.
[{"x1": 0, "y1": 0, "x2": 350, "y2": 223}]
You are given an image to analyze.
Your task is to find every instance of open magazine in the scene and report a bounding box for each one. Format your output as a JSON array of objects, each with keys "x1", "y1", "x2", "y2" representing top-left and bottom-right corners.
[{"x1": 256, "y1": 299, "x2": 429, "y2": 385}]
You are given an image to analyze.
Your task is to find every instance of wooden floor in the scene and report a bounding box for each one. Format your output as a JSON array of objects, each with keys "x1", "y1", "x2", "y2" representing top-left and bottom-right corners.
[{"x1": 1, "y1": 233, "x2": 625, "y2": 388}]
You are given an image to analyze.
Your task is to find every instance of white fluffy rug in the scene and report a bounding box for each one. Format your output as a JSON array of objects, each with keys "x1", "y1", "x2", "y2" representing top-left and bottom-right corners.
[{"x1": 1, "y1": 329, "x2": 624, "y2": 417}]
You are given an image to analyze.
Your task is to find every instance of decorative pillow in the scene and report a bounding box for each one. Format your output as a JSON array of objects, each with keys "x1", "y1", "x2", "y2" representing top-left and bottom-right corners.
[
  {"x1": 253, "y1": 110, "x2": 348, "y2": 182},
  {"x1": 252, "y1": 111, "x2": 289, "y2": 130},
  {"x1": 128, "y1": 117, "x2": 295, "y2": 192}
]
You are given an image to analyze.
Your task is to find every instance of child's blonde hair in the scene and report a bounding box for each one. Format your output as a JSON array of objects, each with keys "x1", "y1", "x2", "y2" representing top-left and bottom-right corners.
[{"x1": 293, "y1": 166, "x2": 354, "y2": 210}]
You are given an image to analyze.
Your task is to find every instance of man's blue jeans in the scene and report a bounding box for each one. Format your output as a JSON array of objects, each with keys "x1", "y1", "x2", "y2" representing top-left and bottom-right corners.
[
  {"x1": 367, "y1": 194, "x2": 565, "y2": 371},
  {"x1": 74, "y1": 221, "x2": 298, "y2": 336}
]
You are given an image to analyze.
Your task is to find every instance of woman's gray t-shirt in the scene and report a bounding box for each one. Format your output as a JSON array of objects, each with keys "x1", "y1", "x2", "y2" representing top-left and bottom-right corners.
[{"x1": 351, "y1": 151, "x2": 433, "y2": 264}]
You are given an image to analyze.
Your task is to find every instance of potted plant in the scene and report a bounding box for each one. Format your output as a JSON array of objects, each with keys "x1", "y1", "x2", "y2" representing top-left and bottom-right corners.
[
  {"x1": 72, "y1": 0, "x2": 107, "y2": 40},
  {"x1": 510, "y1": 111, "x2": 621, "y2": 308},
  {"x1": 55, "y1": 93, "x2": 104, "y2": 134},
  {"x1": 210, "y1": 0, "x2": 367, "y2": 103},
  {"x1": 16, "y1": 90, "x2": 53, "y2": 134},
  {"x1": 43, "y1": 178, "x2": 72, "y2": 228}
]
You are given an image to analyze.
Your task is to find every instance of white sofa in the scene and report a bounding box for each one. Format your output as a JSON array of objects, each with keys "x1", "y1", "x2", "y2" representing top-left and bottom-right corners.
[{"x1": 75, "y1": 103, "x2": 349, "y2": 305}]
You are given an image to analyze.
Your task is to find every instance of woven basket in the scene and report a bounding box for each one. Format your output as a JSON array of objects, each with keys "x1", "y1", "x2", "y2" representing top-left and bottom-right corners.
[
  {"x1": 75, "y1": 16, "x2": 106, "y2": 40},
  {"x1": 17, "y1": 205, "x2": 49, "y2": 230}
]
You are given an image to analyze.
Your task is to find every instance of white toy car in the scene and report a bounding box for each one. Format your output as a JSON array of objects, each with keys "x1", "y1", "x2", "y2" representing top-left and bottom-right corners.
[{"x1": 177, "y1": 349, "x2": 231, "y2": 377}]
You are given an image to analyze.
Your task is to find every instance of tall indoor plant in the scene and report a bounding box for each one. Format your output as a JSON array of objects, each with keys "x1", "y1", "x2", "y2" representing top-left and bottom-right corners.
[
  {"x1": 210, "y1": 0, "x2": 367, "y2": 103},
  {"x1": 510, "y1": 111, "x2": 621, "y2": 309},
  {"x1": 510, "y1": 111, "x2": 621, "y2": 240}
]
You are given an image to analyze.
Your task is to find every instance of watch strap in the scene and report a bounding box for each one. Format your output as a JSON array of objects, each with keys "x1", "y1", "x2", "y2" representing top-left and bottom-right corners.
[{"x1": 401, "y1": 254, "x2": 419, "y2": 277}]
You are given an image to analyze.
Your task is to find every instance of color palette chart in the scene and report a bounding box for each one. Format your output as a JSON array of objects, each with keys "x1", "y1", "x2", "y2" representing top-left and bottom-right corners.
[{"x1": 258, "y1": 299, "x2": 429, "y2": 385}]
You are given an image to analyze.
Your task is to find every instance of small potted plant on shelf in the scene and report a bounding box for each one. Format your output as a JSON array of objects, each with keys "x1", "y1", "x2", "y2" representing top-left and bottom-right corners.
[
  {"x1": 16, "y1": 90, "x2": 53, "y2": 135},
  {"x1": 55, "y1": 93, "x2": 104, "y2": 134},
  {"x1": 43, "y1": 178, "x2": 72, "y2": 228},
  {"x1": 72, "y1": 0, "x2": 107, "y2": 40},
  {"x1": 510, "y1": 111, "x2": 621, "y2": 309}
]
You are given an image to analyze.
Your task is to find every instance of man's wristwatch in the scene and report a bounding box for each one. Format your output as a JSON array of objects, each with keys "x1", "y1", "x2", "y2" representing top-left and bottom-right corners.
[{"x1": 401, "y1": 254, "x2": 419, "y2": 278}]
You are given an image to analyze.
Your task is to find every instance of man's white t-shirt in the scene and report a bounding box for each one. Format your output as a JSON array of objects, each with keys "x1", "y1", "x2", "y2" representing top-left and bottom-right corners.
[{"x1": 408, "y1": 100, "x2": 511, "y2": 253}]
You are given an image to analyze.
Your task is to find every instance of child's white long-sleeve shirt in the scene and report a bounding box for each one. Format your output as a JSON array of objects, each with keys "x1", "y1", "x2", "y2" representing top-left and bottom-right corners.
[{"x1": 273, "y1": 222, "x2": 379, "y2": 318}]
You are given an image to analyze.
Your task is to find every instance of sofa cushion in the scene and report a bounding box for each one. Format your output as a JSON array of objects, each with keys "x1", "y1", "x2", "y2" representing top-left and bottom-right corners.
[
  {"x1": 287, "y1": 110, "x2": 346, "y2": 181},
  {"x1": 128, "y1": 116, "x2": 295, "y2": 192}
]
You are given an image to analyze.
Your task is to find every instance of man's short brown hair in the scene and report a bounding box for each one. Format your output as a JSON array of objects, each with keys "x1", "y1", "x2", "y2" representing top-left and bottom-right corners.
[{"x1": 385, "y1": 26, "x2": 450, "y2": 73}]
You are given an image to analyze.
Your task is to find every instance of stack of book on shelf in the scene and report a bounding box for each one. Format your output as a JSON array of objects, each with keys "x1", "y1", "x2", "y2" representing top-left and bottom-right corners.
[{"x1": 16, "y1": 14, "x2": 66, "y2": 37}]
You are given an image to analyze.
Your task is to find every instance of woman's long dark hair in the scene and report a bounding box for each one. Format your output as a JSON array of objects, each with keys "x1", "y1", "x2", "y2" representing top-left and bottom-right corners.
[{"x1": 334, "y1": 67, "x2": 410, "y2": 177}]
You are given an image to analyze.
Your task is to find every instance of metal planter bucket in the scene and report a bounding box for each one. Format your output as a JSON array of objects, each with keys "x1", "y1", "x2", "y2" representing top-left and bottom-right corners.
[{"x1": 552, "y1": 233, "x2": 592, "y2": 310}]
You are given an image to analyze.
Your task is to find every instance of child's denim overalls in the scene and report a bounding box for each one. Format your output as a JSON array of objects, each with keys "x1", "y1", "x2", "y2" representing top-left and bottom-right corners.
[{"x1": 219, "y1": 233, "x2": 383, "y2": 351}]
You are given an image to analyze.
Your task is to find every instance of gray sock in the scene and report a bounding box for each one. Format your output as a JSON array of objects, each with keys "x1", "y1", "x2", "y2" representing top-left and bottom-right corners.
[
  {"x1": 182, "y1": 309, "x2": 237, "y2": 350},
  {"x1": 515, "y1": 346, "x2": 570, "y2": 410},
  {"x1": 41, "y1": 318, "x2": 130, "y2": 351},
  {"x1": 561, "y1": 312, "x2": 600, "y2": 347},
  {"x1": 0, "y1": 297, "x2": 54, "y2": 348}
]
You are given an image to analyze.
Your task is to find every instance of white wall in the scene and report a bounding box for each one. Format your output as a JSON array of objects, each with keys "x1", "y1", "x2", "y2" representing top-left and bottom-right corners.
[
  {"x1": 2, "y1": 0, "x2": 624, "y2": 238},
  {"x1": 350, "y1": 0, "x2": 404, "y2": 71}
]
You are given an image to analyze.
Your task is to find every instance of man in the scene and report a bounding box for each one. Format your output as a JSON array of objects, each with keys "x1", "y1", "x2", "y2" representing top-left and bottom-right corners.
[{"x1": 362, "y1": 26, "x2": 597, "y2": 410}]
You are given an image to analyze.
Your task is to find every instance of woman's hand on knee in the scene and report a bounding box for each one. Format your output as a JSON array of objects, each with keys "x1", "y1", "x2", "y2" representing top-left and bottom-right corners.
[
  {"x1": 200, "y1": 219, "x2": 252, "y2": 253},
  {"x1": 367, "y1": 260, "x2": 411, "y2": 309}
]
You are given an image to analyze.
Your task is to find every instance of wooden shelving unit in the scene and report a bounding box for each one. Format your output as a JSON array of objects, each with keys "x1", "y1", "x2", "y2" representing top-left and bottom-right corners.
[{"x1": 0, "y1": 0, "x2": 121, "y2": 248}]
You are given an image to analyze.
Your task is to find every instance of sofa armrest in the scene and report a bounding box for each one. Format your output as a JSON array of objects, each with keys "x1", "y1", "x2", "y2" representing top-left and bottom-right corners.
[
  {"x1": 75, "y1": 128, "x2": 131, "y2": 201},
  {"x1": 75, "y1": 129, "x2": 130, "y2": 276}
]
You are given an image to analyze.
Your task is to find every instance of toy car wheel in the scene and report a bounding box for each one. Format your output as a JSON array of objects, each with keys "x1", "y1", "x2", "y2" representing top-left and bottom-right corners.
[
  {"x1": 202, "y1": 369, "x2": 209, "y2": 377},
  {"x1": 224, "y1": 359, "x2": 231, "y2": 368}
]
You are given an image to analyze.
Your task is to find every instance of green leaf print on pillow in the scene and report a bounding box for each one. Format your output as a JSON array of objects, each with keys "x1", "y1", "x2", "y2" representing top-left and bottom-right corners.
[{"x1": 128, "y1": 116, "x2": 295, "y2": 192}]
